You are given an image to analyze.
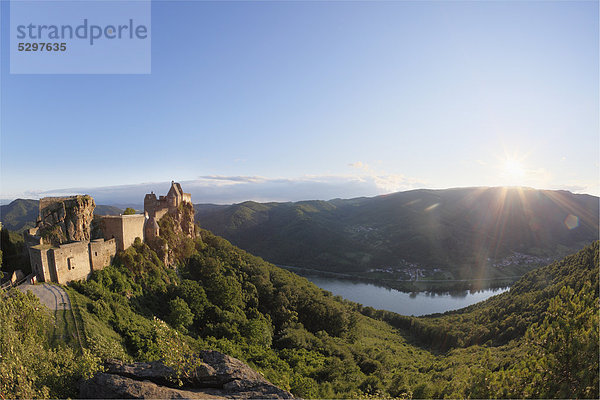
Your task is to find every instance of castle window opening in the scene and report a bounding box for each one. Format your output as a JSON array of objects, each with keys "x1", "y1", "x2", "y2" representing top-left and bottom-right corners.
[{"x1": 67, "y1": 257, "x2": 74, "y2": 270}]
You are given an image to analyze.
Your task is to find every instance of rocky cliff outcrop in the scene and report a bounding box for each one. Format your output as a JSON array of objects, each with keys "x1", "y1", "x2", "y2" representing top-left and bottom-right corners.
[
  {"x1": 37, "y1": 196, "x2": 95, "y2": 245},
  {"x1": 80, "y1": 350, "x2": 294, "y2": 399},
  {"x1": 149, "y1": 201, "x2": 199, "y2": 266},
  {"x1": 170, "y1": 201, "x2": 197, "y2": 238}
]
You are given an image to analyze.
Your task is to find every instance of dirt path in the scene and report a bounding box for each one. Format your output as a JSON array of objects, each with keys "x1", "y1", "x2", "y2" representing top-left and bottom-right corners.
[{"x1": 17, "y1": 283, "x2": 71, "y2": 311}]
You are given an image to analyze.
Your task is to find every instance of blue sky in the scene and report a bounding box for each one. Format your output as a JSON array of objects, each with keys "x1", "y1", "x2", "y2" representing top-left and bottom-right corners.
[{"x1": 1, "y1": 0, "x2": 598, "y2": 204}]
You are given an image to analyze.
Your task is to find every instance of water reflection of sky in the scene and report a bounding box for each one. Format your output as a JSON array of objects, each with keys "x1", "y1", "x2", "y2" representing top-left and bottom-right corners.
[{"x1": 307, "y1": 277, "x2": 509, "y2": 316}]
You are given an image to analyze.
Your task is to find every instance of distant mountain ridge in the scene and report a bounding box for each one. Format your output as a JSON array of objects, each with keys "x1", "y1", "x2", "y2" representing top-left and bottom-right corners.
[
  {"x1": 0, "y1": 199, "x2": 123, "y2": 231},
  {"x1": 195, "y1": 187, "x2": 599, "y2": 275}
]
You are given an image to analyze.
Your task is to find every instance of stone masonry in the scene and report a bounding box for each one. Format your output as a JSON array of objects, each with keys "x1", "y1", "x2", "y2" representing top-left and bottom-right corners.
[
  {"x1": 144, "y1": 181, "x2": 193, "y2": 241},
  {"x1": 102, "y1": 214, "x2": 146, "y2": 251},
  {"x1": 25, "y1": 182, "x2": 194, "y2": 284}
]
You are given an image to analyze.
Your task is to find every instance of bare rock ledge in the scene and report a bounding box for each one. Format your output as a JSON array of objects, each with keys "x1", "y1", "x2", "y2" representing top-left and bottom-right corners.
[{"x1": 80, "y1": 350, "x2": 294, "y2": 399}]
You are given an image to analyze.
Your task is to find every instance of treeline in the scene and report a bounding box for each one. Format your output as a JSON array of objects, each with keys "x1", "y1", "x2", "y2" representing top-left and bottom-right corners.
[
  {"x1": 196, "y1": 188, "x2": 600, "y2": 275},
  {"x1": 0, "y1": 227, "x2": 30, "y2": 281}
]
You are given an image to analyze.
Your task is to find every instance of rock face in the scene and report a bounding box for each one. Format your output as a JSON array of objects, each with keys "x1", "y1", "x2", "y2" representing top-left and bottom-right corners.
[
  {"x1": 143, "y1": 182, "x2": 199, "y2": 266},
  {"x1": 176, "y1": 201, "x2": 197, "y2": 238},
  {"x1": 161, "y1": 201, "x2": 197, "y2": 239},
  {"x1": 150, "y1": 201, "x2": 199, "y2": 266},
  {"x1": 80, "y1": 350, "x2": 294, "y2": 399},
  {"x1": 37, "y1": 196, "x2": 95, "y2": 245}
]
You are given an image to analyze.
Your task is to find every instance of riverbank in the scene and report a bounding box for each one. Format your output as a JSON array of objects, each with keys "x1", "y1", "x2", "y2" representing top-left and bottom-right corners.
[
  {"x1": 298, "y1": 274, "x2": 510, "y2": 316},
  {"x1": 279, "y1": 264, "x2": 517, "y2": 293}
]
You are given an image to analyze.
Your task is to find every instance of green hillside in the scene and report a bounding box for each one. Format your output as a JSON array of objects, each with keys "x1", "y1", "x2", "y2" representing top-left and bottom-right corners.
[
  {"x1": 1, "y1": 224, "x2": 597, "y2": 398},
  {"x1": 94, "y1": 204, "x2": 123, "y2": 215},
  {"x1": 0, "y1": 199, "x2": 39, "y2": 231},
  {"x1": 0, "y1": 199, "x2": 122, "y2": 232},
  {"x1": 363, "y1": 241, "x2": 599, "y2": 350},
  {"x1": 195, "y1": 187, "x2": 598, "y2": 286}
]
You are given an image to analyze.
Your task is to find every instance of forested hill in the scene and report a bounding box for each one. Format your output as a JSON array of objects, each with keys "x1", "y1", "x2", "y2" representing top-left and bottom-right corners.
[
  {"x1": 1, "y1": 221, "x2": 597, "y2": 398},
  {"x1": 0, "y1": 199, "x2": 38, "y2": 231},
  {"x1": 364, "y1": 240, "x2": 599, "y2": 350},
  {"x1": 0, "y1": 199, "x2": 122, "y2": 231},
  {"x1": 195, "y1": 187, "x2": 599, "y2": 273}
]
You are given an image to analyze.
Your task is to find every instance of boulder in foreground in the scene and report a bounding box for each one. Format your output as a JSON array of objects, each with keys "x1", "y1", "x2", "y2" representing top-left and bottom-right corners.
[{"x1": 80, "y1": 350, "x2": 294, "y2": 399}]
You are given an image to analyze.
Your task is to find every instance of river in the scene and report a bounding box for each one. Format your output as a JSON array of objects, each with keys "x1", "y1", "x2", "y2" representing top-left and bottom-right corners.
[{"x1": 305, "y1": 276, "x2": 510, "y2": 316}]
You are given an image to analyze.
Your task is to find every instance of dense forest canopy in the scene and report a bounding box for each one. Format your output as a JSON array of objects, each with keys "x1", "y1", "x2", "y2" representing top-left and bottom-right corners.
[
  {"x1": 1, "y1": 216, "x2": 597, "y2": 398},
  {"x1": 195, "y1": 187, "x2": 598, "y2": 276}
]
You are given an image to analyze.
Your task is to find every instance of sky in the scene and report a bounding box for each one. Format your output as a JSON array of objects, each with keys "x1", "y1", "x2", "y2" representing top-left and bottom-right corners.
[{"x1": 1, "y1": 0, "x2": 598, "y2": 204}]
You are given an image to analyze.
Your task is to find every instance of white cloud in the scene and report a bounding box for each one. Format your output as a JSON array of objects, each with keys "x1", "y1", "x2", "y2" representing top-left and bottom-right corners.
[
  {"x1": 372, "y1": 174, "x2": 424, "y2": 193},
  {"x1": 552, "y1": 182, "x2": 600, "y2": 197},
  {"x1": 5, "y1": 169, "x2": 593, "y2": 206},
  {"x1": 196, "y1": 175, "x2": 268, "y2": 185},
  {"x1": 348, "y1": 161, "x2": 425, "y2": 193},
  {"x1": 348, "y1": 161, "x2": 371, "y2": 171},
  {"x1": 9, "y1": 173, "x2": 425, "y2": 206}
]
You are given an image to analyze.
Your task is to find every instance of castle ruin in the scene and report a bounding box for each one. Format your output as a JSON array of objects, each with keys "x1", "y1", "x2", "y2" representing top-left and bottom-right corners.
[
  {"x1": 25, "y1": 181, "x2": 193, "y2": 284},
  {"x1": 143, "y1": 181, "x2": 192, "y2": 240}
]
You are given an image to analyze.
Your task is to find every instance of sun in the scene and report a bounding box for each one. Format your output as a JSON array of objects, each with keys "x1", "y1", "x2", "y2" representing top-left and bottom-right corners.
[
  {"x1": 503, "y1": 157, "x2": 525, "y2": 179},
  {"x1": 499, "y1": 156, "x2": 527, "y2": 186}
]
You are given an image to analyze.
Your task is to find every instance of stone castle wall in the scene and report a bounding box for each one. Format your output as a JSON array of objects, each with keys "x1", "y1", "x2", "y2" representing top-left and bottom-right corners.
[
  {"x1": 52, "y1": 241, "x2": 91, "y2": 284},
  {"x1": 101, "y1": 217, "x2": 123, "y2": 249},
  {"x1": 154, "y1": 208, "x2": 169, "y2": 221},
  {"x1": 90, "y1": 238, "x2": 117, "y2": 271},
  {"x1": 144, "y1": 183, "x2": 192, "y2": 221},
  {"x1": 27, "y1": 213, "x2": 144, "y2": 284},
  {"x1": 144, "y1": 194, "x2": 169, "y2": 221},
  {"x1": 29, "y1": 245, "x2": 53, "y2": 282},
  {"x1": 29, "y1": 239, "x2": 117, "y2": 284},
  {"x1": 121, "y1": 215, "x2": 145, "y2": 250},
  {"x1": 26, "y1": 182, "x2": 192, "y2": 284},
  {"x1": 102, "y1": 214, "x2": 145, "y2": 251}
]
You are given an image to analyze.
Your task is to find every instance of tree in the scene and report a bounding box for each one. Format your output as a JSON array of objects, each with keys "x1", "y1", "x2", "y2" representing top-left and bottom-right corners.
[
  {"x1": 0, "y1": 290, "x2": 100, "y2": 398},
  {"x1": 167, "y1": 297, "x2": 194, "y2": 333},
  {"x1": 242, "y1": 315, "x2": 273, "y2": 347},
  {"x1": 174, "y1": 280, "x2": 208, "y2": 321},
  {"x1": 206, "y1": 275, "x2": 243, "y2": 310},
  {"x1": 0, "y1": 225, "x2": 3, "y2": 271},
  {"x1": 123, "y1": 208, "x2": 136, "y2": 215},
  {"x1": 469, "y1": 283, "x2": 600, "y2": 399},
  {"x1": 524, "y1": 283, "x2": 599, "y2": 398}
]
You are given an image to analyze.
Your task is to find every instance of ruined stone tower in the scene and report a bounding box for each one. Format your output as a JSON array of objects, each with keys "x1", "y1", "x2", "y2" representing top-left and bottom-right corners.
[
  {"x1": 143, "y1": 181, "x2": 196, "y2": 265},
  {"x1": 144, "y1": 181, "x2": 192, "y2": 222}
]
